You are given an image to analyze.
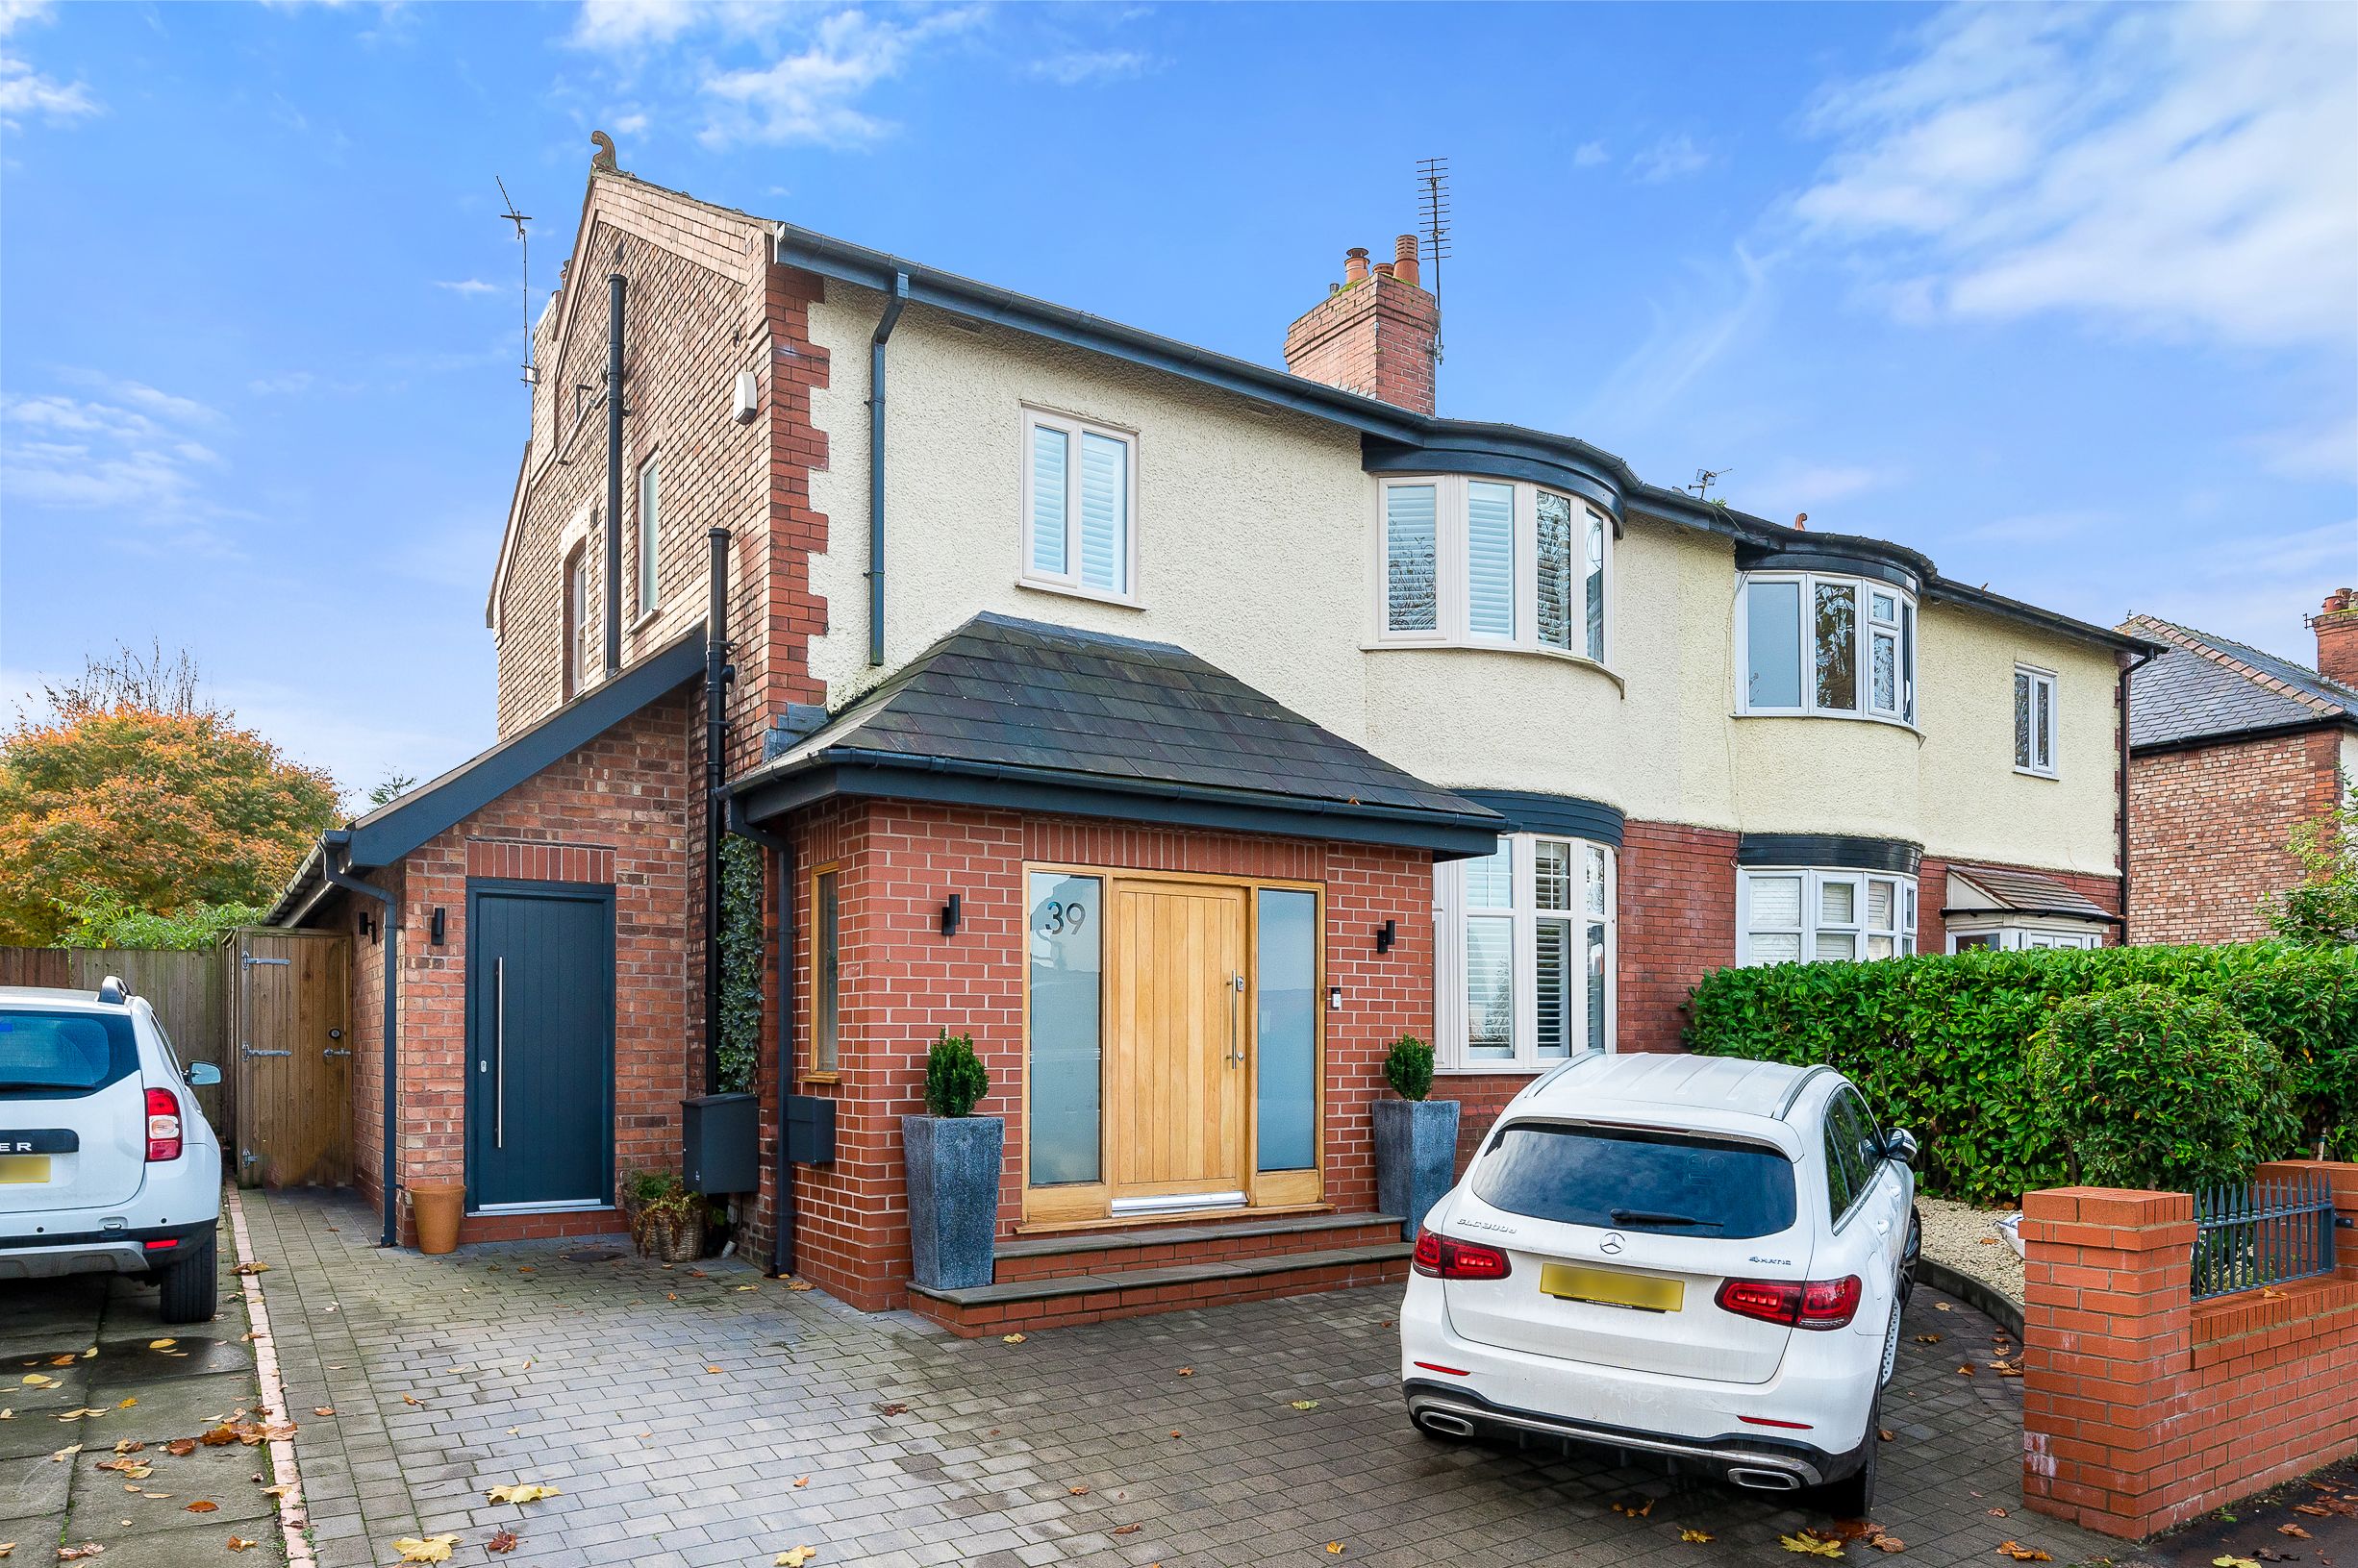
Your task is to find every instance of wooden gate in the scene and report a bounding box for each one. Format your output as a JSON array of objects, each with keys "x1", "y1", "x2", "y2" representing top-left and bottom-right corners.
[
  {"x1": 0, "y1": 946, "x2": 231, "y2": 1133},
  {"x1": 226, "y1": 929, "x2": 352, "y2": 1189}
]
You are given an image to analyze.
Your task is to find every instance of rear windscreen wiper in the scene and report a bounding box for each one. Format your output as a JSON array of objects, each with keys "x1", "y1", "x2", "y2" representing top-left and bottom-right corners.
[{"x1": 1609, "y1": 1208, "x2": 1710, "y2": 1228}]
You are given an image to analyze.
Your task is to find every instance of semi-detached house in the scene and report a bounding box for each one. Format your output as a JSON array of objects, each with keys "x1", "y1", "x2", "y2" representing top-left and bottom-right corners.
[{"x1": 268, "y1": 149, "x2": 2153, "y2": 1330}]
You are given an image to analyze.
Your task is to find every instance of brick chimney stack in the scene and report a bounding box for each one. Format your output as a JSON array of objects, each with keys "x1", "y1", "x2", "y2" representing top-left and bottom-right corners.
[
  {"x1": 2313, "y1": 587, "x2": 2358, "y2": 687},
  {"x1": 1283, "y1": 232, "x2": 1441, "y2": 415}
]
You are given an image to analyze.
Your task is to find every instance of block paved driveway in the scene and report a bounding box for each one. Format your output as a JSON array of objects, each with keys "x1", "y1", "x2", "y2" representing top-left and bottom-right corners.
[{"x1": 243, "y1": 1190, "x2": 2119, "y2": 1568}]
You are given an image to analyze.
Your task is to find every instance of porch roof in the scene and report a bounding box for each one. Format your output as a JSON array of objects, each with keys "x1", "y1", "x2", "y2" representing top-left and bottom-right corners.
[
  {"x1": 1943, "y1": 863, "x2": 2116, "y2": 924},
  {"x1": 266, "y1": 626, "x2": 707, "y2": 926},
  {"x1": 732, "y1": 613, "x2": 1505, "y2": 859}
]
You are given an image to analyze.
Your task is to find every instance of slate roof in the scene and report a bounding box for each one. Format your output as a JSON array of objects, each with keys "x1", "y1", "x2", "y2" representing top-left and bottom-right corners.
[
  {"x1": 735, "y1": 613, "x2": 1502, "y2": 851},
  {"x1": 1946, "y1": 864, "x2": 2114, "y2": 922},
  {"x1": 2121, "y1": 614, "x2": 2357, "y2": 751}
]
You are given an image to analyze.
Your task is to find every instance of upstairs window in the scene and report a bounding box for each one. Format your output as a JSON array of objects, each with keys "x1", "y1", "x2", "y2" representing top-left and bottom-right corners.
[
  {"x1": 634, "y1": 456, "x2": 660, "y2": 619},
  {"x1": 562, "y1": 544, "x2": 590, "y2": 701},
  {"x1": 1740, "y1": 868, "x2": 1916, "y2": 966},
  {"x1": 2014, "y1": 665, "x2": 2057, "y2": 776},
  {"x1": 1741, "y1": 572, "x2": 1916, "y2": 723},
  {"x1": 1378, "y1": 477, "x2": 1611, "y2": 663},
  {"x1": 1023, "y1": 410, "x2": 1134, "y2": 602}
]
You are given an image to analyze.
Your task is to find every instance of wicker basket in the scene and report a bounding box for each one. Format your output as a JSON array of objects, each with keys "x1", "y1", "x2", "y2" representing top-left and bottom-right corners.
[{"x1": 631, "y1": 1207, "x2": 702, "y2": 1263}]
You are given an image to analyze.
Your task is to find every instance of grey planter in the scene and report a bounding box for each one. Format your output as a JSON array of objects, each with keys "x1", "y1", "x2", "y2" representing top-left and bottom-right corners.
[
  {"x1": 902, "y1": 1114, "x2": 1004, "y2": 1291},
  {"x1": 1373, "y1": 1097, "x2": 1461, "y2": 1241}
]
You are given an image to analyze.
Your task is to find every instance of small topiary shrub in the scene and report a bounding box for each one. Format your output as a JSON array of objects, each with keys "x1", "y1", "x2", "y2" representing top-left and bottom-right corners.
[
  {"x1": 1385, "y1": 1034, "x2": 1435, "y2": 1103},
  {"x1": 2028, "y1": 984, "x2": 2295, "y2": 1193},
  {"x1": 925, "y1": 1032, "x2": 990, "y2": 1117}
]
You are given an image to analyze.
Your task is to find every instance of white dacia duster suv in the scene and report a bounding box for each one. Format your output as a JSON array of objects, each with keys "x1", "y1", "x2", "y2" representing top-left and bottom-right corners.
[{"x1": 0, "y1": 979, "x2": 223, "y2": 1323}]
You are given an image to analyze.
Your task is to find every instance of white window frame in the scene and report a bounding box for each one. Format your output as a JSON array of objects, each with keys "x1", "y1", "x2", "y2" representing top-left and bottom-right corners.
[
  {"x1": 2014, "y1": 664, "x2": 2059, "y2": 779},
  {"x1": 1018, "y1": 406, "x2": 1141, "y2": 607},
  {"x1": 1434, "y1": 832, "x2": 1617, "y2": 1072},
  {"x1": 1736, "y1": 570, "x2": 1918, "y2": 728},
  {"x1": 1372, "y1": 475, "x2": 1614, "y2": 668},
  {"x1": 1947, "y1": 917, "x2": 2100, "y2": 953},
  {"x1": 634, "y1": 453, "x2": 661, "y2": 622},
  {"x1": 1738, "y1": 867, "x2": 1918, "y2": 967}
]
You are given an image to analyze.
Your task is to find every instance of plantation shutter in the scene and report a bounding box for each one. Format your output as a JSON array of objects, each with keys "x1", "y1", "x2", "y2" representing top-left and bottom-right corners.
[
  {"x1": 1030, "y1": 425, "x2": 1068, "y2": 578},
  {"x1": 1078, "y1": 431, "x2": 1126, "y2": 593},
  {"x1": 1467, "y1": 481, "x2": 1515, "y2": 637}
]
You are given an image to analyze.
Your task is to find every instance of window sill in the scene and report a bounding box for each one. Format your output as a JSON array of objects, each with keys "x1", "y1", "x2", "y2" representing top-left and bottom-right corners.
[
  {"x1": 628, "y1": 608, "x2": 662, "y2": 635},
  {"x1": 801, "y1": 1070, "x2": 841, "y2": 1085},
  {"x1": 1362, "y1": 639, "x2": 1626, "y2": 694},
  {"x1": 2012, "y1": 765, "x2": 2060, "y2": 782},
  {"x1": 1437, "y1": 1062, "x2": 1556, "y2": 1077},
  {"x1": 1016, "y1": 578, "x2": 1142, "y2": 611},
  {"x1": 1732, "y1": 709, "x2": 1923, "y2": 740}
]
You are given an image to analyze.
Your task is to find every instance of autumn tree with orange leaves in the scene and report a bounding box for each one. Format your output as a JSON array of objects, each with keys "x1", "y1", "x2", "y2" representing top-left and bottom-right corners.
[{"x1": 0, "y1": 661, "x2": 340, "y2": 945}]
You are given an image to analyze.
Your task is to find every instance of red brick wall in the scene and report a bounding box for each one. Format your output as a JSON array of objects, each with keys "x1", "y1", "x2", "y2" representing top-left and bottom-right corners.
[
  {"x1": 1280, "y1": 251, "x2": 1440, "y2": 414},
  {"x1": 740, "y1": 801, "x2": 1439, "y2": 1311},
  {"x1": 358, "y1": 690, "x2": 694, "y2": 1247},
  {"x1": 2020, "y1": 1163, "x2": 2358, "y2": 1538},
  {"x1": 1618, "y1": 820, "x2": 1740, "y2": 1054},
  {"x1": 2129, "y1": 730, "x2": 2345, "y2": 944}
]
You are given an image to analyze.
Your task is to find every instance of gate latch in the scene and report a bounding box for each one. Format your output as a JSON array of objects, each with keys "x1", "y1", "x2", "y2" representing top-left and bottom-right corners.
[
  {"x1": 322, "y1": 1049, "x2": 353, "y2": 1058},
  {"x1": 242, "y1": 1049, "x2": 292, "y2": 1058}
]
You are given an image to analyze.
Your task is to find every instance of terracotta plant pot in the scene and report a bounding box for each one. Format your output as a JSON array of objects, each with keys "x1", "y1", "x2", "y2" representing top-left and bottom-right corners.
[{"x1": 409, "y1": 1182, "x2": 465, "y2": 1256}]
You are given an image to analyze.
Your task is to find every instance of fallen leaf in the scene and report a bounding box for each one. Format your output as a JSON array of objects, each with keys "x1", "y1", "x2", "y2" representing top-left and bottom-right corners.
[
  {"x1": 313, "y1": 1407, "x2": 334, "y2": 1417},
  {"x1": 392, "y1": 1537, "x2": 458, "y2": 1564},
  {"x1": 875, "y1": 1402, "x2": 908, "y2": 1417},
  {"x1": 226, "y1": 1538, "x2": 257, "y2": 1553},
  {"x1": 56, "y1": 1546, "x2": 104, "y2": 1561},
  {"x1": 187, "y1": 1501, "x2": 219, "y2": 1513},
  {"x1": 787, "y1": 1281, "x2": 814, "y2": 1292},
  {"x1": 93, "y1": 1459, "x2": 150, "y2": 1479},
  {"x1": 1914, "y1": 1334, "x2": 1941, "y2": 1344},
  {"x1": 148, "y1": 1340, "x2": 176, "y2": 1351},
  {"x1": 774, "y1": 1550, "x2": 816, "y2": 1568},
  {"x1": 1988, "y1": 1507, "x2": 2008, "y2": 1517},
  {"x1": 1680, "y1": 1531, "x2": 1714, "y2": 1544},
  {"x1": 1001, "y1": 1333, "x2": 1027, "y2": 1344},
  {"x1": 1869, "y1": 1533, "x2": 1906, "y2": 1554},
  {"x1": 487, "y1": 1530, "x2": 518, "y2": 1555},
  {"x1": 231, "y1": 1262, "x2": 268, "y2": 1276},
  {"x1": 2214, "y1": 1557, "x2": 2262, "y2": 1568},
  {"x1": 165, "y1": 1440, "x2": 196, "y2": 1456},
  {"x1": 1176, "y1": 1367, "x2": 1193, "y2": 1377},
  {"x1": 1325, "y1": 1545, "x2": 1344, "y2": 1556},
  {"x1": 1934, "y1": 1301, "x2": 1953, "y2": 1310},
  {"x1": 1878, "y1": 1429, "x2": 1895, "y2": 1442},
  {"x1": 1780, "y1": 1533, "x2": 1843, "y2": 1557},
  {"x1": 199, "y1": 1427, "x2": 238, "y2": 1446},
  {"x1": 2279, "y1": 1525, "x2": 2311, "y2": 1539},
  {"x1": 114, "y1": 1398, "x2": 134, "y2": 1409},
  {"x1": 20, "y1": 1375, "x2": 55, "y2": 1387},
  {"x1": 401, "y1": 1395, "x2": 420, "y2": 1406},
  {"x1": 1995, "y1": 1547, "x2": 2052, "y2": 1563},
  {"x1": 1979, "y1": 1236, "x2": 1999, "y2": 1244},
  {"x1": 1168, "y1": 1431, "x2": 1182, "y2": 1439},
  {"x1": 49, "y1": 1443, "x2": 80, "y2": 1462},
  {"x1": 1290, "y1": 1400, "x2": 1319, "y2": 1410},
  {"x1": 1111, "y1": 1525, "x2": 1141, "y2": 1536},
  {"x1": 1068, "y1": 1485, "x2": 1090, "y2": 1496},
  {"x1": 261, "y1": 1483, "x2": 295, "y2": 1500},
  {"x1": 484, "y1": 1483, "x2": 561, "y2": 1505},
  {"x1": 1957, "y1": 1364, "x2": 1975, "y2": 1376},
  {"x1": 705, "y1": 1367, "x2": 722, "y2": 1375},
  {"x1": 736, "y1": 1285, "x2": 757, "y2": 1292},
  {"x1": 48, "y1": 1355, "x2": 74, "y2": 1366}
]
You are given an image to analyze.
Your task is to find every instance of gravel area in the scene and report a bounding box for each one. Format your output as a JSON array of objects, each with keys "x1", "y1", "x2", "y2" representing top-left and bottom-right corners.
[{"x1": 1919, "y1": 1195, "x2": 2026, "y2": 1305}]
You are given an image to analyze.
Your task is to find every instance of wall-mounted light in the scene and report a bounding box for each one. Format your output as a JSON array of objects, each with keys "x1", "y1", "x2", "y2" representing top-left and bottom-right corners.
[
  {"x1": 430, "y1": 908, "x2": 447, "y2": 946},
  {"x1": 1374, "y1": 918, "x2": 1396, "y2": 954},
  {"x1": 941, "y1": 891, "x2": 963, "y2": 937},
  {"x1": 1327, "y1": 984, "x2": 1343, "y2": 1011}
]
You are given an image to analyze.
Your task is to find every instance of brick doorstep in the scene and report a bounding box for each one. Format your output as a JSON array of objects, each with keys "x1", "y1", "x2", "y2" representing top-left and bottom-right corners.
[
  {"x1": 907, "y1": 1240, "x2": 1415, "y2": 1336},
  {"x1": 994, "y1": 1210, "x2": 1406, "y2": 1281}
]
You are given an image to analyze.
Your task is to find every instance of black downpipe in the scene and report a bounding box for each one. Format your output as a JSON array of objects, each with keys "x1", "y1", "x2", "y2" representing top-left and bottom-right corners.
[
  {"x1": 703, "y1": 529, "x2": 732, "y2": 1095},
  {"x1": 605, "y1": 267, "x2": 626, "y2": 677},
  {"x1": 321, "y1": 832, "x2": 399, "y2": 1248},
  {"x1": 2117, "y1": 647, "x2": 2157, "y2": 943},
  {"x1": 728, "y1": 798, "x2": 796, "y2": 1277},
  {"x1": 867, "y1": 271, "x2": 909, "y2": 667}
]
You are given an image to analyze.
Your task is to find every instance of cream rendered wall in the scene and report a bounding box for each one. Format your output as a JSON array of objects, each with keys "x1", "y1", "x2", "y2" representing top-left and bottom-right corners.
[{"x1": 801, "y1": 279, "x2": 2119, "y2": 878}]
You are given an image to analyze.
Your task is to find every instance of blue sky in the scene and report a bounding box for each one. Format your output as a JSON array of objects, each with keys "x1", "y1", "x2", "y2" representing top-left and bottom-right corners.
[{"x1": 3, "y1": 0, "x2": 2352, "y2": 800}]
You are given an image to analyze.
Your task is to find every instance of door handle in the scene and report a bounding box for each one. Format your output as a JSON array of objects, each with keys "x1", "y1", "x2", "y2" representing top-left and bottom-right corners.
[
  {"x1": 1227, "y1": 972, "x2": 1244, "y2": 1066},
  {"x1": 493, "y1": 956, "x2": 507, "y2": 1151},
  {"x1": 322, "y1": 1048, "x2": 353, "y2": 1059},
  {"x1": 242, "y1": 1049, "x2": 292, "y2": 1058}
]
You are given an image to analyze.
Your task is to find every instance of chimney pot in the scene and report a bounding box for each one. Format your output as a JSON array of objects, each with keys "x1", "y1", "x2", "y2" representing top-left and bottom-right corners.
[
  {"x1": 1393, "y1": 234, "x2": 1421, "y2": 288},
  {"x1": 1287, "y1": 232, "x2": 1442, "y2": 414},
  {"x1": 1372, "y1": 261, "x2": 1394, "y2": 279},
  {"x1": 2315, "y1": 586, "x2": 2358, "y2": 686},
  {"x1": 1343, "y1": 247, "x2": 1370, "y2": 284},
  {"x1": 2325, "y1": 587, "x2": 2354, "y2": 615}
]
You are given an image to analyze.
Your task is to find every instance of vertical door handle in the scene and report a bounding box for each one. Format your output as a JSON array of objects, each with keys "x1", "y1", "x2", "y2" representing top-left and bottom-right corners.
[
  {"x1": 1227, "y1": 972, "x2": 1244, "y2": 1066},
  {"x1": 493, "y1": 957, "x2": 507, "y2": 1150}
]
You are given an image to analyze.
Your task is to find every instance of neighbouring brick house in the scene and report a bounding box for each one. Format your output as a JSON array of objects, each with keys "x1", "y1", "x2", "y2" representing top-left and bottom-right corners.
[
  {"x1": 2120, "y1": 597, "x2": 2358, "y2": 945},
  {"x1": 267, "y1": 145, "x2": 2153, "y2": 1329}
]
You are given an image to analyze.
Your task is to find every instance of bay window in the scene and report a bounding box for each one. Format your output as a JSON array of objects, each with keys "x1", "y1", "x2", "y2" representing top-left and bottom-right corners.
[
  {"x1": 1379, "y1": 477, "x2": 1611, "y2": 664},
  {"x1": 1740, "y1": 571, "x2": 1915, "y2": 723},
  {"x1": 1439, "y1": 833, "x2": 1615, "y2": 1068},
  {"x1": 1739, "y1": 868, "x2": 1916, "y2": 966}
]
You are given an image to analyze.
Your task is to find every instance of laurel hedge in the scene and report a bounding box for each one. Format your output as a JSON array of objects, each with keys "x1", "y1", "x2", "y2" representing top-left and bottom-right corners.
[{"x1": 1685, "y1": 941, "x2": 2356, "y2": 1204}]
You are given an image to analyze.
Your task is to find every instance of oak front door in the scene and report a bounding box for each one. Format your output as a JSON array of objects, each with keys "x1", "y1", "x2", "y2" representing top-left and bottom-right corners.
[{"x1": 1105, "y1": 879, "x2": 1248, "y2": 1216}]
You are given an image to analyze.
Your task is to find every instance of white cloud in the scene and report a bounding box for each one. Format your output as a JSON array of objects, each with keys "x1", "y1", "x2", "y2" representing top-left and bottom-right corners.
[
  {"x1": 697, "y1": 7, "x2": 982, "y2": 148},
  {"x1": 1571, "y1": 140, "x2": 1608, "y2": 168},
  {"x1": 1745, "y1": 462, "x2": 1898, "y2": 524},
  {"x1": 433, "y1": 278, "x2": 499, "y2": 296},
  {"x1": 1631, "y1": 133, "x2": 1710, "y2": 183},
  {"x1": 609, "y1": 108, "x2": 648, "y2": 135},
  {"x1": 1581, "y1": 245, "x2": 1772, "y2": 430},
  {"x1": 569, "y1": 0, "x2": 731, "y2": 51},
  {"x1": 0, "y1": 0, "x2": 98, "y2": 123},
  {"x1": 0, "y1": 376, "x2": 232, "y2": 538},
  {"x1": 1029, "y1": 48, "x2": 1150, "y2": 86},
  {"x1": 1792, "y1": 3, "x2": 2358, "y2": 350}
]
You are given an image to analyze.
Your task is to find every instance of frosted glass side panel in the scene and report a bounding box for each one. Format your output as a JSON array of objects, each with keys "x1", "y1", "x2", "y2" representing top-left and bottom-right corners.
[
  {"x1": 1027, "y1": 872, "x2": 1102, "y2": 1185},
  {"x1": 1255, "y1": 889, "x2": 1317, "y2": 1173}
]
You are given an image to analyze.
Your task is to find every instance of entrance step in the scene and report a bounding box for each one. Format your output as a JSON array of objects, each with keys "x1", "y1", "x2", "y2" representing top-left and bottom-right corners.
[
  {"x1": 992, "y1": 1210, "x2": 1406, "y2": 1282},
  {"x1": 907, "y1": 1214, "x2": 1412, "y2": 1337}
]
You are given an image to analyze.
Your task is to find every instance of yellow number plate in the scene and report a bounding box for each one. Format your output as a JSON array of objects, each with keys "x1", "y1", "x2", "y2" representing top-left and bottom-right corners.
[
  {"x1": 1540, "y1": 1262, "x2": 1683, "y2": 1312},
  {"x1": 0, "y1": 1155, "x2": 52, "y2": 1185}
]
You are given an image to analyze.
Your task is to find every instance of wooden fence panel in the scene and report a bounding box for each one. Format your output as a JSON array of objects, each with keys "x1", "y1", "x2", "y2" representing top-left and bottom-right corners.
[{"x1": 0, "y1": 946, "x2": 229, "y2": 1132}]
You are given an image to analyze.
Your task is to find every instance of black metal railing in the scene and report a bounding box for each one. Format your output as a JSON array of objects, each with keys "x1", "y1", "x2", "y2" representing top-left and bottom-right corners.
[{"x1": 2191, "y1": 1172, "x2": 2340, "y2": 1302}]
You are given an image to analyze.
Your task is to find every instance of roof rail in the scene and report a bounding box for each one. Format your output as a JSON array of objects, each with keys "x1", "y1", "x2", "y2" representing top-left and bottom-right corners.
[
  {"x1": 95, "y1": 975, "x2": 129, "y2": 1005},
  {"x1": 1775, "y1": 1063, "x2": 1836, "y2": 1119}
]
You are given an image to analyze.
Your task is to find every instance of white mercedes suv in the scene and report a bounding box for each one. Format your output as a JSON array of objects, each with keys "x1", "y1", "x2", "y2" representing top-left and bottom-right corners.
[
  {"x1": 1399, "y1": 1053, "x2": 1919, "y2": 1514},
  {"x1": 0, "y1": 980, "x2": 224, "y2": 1323}
]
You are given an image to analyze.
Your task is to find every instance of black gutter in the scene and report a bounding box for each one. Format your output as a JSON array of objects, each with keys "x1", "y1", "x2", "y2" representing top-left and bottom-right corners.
[
  {"x1": 867, "y1": 272, "x2": 908, "y2": 667},
  {"x1": 320, "y1": 831, "x2": 400, "y2": 1249},
  {"x1": 703, "y1": 529, "x2": 732, "y2": 1095},
  {"x1": 728, "y1": 798, "x2": 797, "y2": 1279},
  {"x1": 2129, "y1": 712, "x2": 2357, "y2": 758},
  {"x1": 605, "y1": 265, "x2": 626, "y2": 677},
  {"x1": 2118, "y1": 645, "x2": 2158, "y2": 942}
]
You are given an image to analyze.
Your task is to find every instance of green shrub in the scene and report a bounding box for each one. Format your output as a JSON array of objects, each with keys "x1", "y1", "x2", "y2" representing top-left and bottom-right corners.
[
  {"x1": 715, "y1": 835, "x2": 764, "y2": 1096},
  {"x1": 2028, "y1": 985, "x2": 2295, "y2": 1192},
  {"x1": 62, "y1": 895, "x2": 262, "y2": 952},
  {"x1": 1686, "y1": 940, "x2": 2355, "y2": 1202},
  {"x1": 924, "y1": 1032, "x2": 989, "y2": 1117},
  {"x1": 1385, "y1": 1034, "x2": 1435, "y2": 1102}
]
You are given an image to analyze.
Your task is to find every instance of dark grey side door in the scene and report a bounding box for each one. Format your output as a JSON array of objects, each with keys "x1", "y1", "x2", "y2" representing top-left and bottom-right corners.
[{"x1": 465, "y1": 882, "x2": 615, "y2": 1210}]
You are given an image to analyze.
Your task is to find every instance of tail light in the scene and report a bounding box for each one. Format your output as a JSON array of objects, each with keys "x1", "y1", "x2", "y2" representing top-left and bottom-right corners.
[
  {"x1": 145, "y1": 1087, "x2": 183, "y2": 1162},
  {"x1": 1411, "y1": 1230, "x2": 1512, "y2": 1281},
  {"x1": 1714, "y1": 1276, "x2": 1862, "y2": 1330}
]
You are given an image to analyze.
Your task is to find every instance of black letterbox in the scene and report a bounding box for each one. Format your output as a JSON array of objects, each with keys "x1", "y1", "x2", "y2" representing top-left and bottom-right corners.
[
  {"x1": 682, "y1": 1092, "x2": 759, "y2": 1194},
  {"x1": 786, "y1": 1094, "x2": 836, "y2": 1166}
]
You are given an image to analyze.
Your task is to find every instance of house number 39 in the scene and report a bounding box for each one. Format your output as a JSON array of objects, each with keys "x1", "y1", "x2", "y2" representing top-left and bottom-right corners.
[{"x1": 1037, "y1": 899, "x2": 1088, "y2": 935}]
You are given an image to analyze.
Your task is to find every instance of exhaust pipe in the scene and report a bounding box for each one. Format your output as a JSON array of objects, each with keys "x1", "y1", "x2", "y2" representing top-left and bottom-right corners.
[
  {"x1": 1417, "y1": 1410, "x2": 1476, "y2": 1437},
  {"x1": 1726, "y1": 1467, "x2": 1802, "y2": 1491}
]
